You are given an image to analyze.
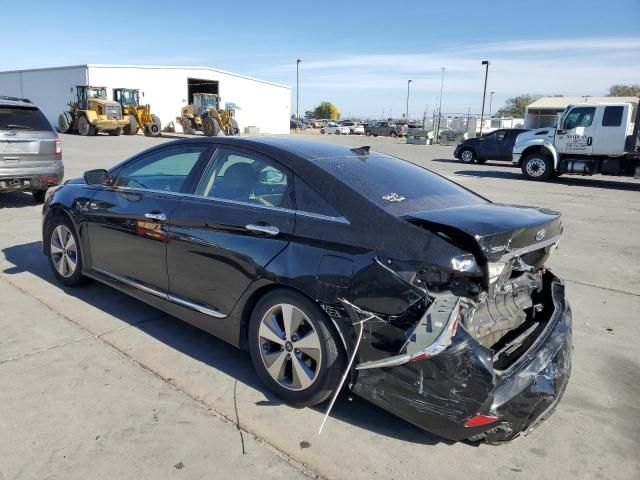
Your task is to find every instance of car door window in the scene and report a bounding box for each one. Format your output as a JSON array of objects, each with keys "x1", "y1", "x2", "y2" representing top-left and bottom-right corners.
[
  {"x1": 196, "y1": 147, "x2": 291, "y2": 208},
  {"x1": 563, "y1": 107, "x2": 596, "y2": 129},
  {"x1": 116, "y1": 146, "x2": 207, "y2": 193}
]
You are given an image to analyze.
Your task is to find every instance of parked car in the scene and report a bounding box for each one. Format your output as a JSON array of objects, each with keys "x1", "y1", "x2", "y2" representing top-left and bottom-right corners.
[
  {"x1": 42, "y1": 137, "x2": 571, "y2": 443},
  {"x1": 340, "y1": 121, "x2": 365, "y2": 135},
  {"x1": 320, "y1": 123, "x2": 350, "y2": 135},
  {"x1": 454, "y1": 128, "x2": 529, "y2": 164},
  {"x1": 365, "y1": 121, "x2": 408, "y2": 137},
  {"x1": 290, "y1": 119, "x2": 306, "y2": 130},
  {"x1": 0, "y1": 96, "x2": 63, "y2": 203}
]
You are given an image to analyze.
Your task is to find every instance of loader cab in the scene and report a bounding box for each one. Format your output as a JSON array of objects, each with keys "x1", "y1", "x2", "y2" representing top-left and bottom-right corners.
[
  {"x1": 193, "y1": 93, "x2": 220, "y2": 115},
  {"x1": 113, "y1": 88, "x2": 140, "y2": 107},
  {"x1": 76, "y1": 86, "x2": 106, "y2": 110}
]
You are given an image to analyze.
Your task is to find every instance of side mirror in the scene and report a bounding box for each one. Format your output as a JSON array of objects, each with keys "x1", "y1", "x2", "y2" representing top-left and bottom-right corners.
[{"x1": 84, "y1": 169, "x2": 108, "y2": 185}]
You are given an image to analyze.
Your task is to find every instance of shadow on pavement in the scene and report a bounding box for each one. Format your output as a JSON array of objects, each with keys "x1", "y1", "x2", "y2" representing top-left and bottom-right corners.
[
  {"x1": 2, "y1": 240, "x2": 448, "y2": 445},
  {"x1": 452, "y1": 169, "x2": 640, "y2": 191},
  {"x1": 0, "y1": 191, "x2": 39, "y2": 209}
]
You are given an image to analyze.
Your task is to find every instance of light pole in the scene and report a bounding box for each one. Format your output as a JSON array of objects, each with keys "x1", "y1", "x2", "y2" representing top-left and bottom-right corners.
[
  {"x1": 406, "y1": 79, "x2": 412, "y2": 123},
  {"x1": 436, "y1": 67, "x2": 445, "y2": 142},
  {"x1": 489, "y1": 91, "x2": 495, "y2": 118},
  {"x1": 479, "y1": 60, "x2": 490, "y2": 136},
  {"x1": 296, "y1": 59, "x2": 301, "y2": 121}
]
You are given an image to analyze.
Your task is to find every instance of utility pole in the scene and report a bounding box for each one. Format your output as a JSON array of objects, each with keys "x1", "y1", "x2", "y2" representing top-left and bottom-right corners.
[
  {"x1": 489, "y1": 91, "x2": 495, "y2": 118},
  {"x1": 406, "y1": 79, "x2": 412, "y2": 123},
  {"x1": 436, "y1": 67, "x2": 445, "y2": 142},
  {"x1": 296, "y1": 59, "x2": 301, "y2": 121},
  {"x1": 479, "y1": 60, "x2": 490, "y2": 136}
]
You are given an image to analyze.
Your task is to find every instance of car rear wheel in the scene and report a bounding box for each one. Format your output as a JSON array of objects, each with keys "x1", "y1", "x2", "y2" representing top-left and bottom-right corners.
[
  {"x1": 248, "y1": 290, "x2": 345, "y2": 407},
  {"x1": 46, "y1": 216, "x2": 86, "y2": 286},
  {"x1": 390, "y1": 131, "x2": 397, "y2": 138},
  {"x1": 522, "y1": 154, "x2": 553, "y2": 181},
  {"x1": 320, "y1": 129, "x2": 325, "y2": 134},
  {"x1": 365, "y1": 130, "x2": 371, "y2": 136},
  {"x1": 459, "y1": 148, "x2": 476, "y2": 163}
]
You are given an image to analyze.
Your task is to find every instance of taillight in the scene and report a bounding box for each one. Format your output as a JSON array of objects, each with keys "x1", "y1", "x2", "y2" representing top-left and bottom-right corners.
[
  {"x1": 464, "y1": 414, "x2": 499, "y2": 428},
  {"x1": 55, "y1": 135, "x2": 62, "y2": 159}
]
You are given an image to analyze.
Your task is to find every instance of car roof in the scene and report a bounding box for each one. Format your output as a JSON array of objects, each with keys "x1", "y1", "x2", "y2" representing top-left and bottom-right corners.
[{"x1": 0, "y1": 96, "x2": 36, "y2": 108}]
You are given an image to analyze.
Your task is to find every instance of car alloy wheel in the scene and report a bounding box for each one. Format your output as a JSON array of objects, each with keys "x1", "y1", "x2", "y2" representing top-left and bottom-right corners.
[
  {"x1": 50, "y1": 225, "x2": 78, "y2": 278},
  {"x1": 460, "y1": 149, "x2": 475, "y2": 163},
  {"x1": 258, "y1": 303, "x2": 322, "y2": 391}
]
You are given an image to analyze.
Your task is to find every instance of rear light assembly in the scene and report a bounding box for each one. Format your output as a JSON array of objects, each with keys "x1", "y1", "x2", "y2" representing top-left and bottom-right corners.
[
  {"x1": 464, "y1": 414, "x2": 499, "y2": 428},
  {"x1": 55, "y1": 134, "x2": 62, "y2": 159}
]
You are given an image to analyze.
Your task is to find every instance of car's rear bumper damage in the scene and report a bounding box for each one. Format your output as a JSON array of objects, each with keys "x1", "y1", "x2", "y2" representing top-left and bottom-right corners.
[{"x1": 342, "y1": 271, "x2": 571, "y2": 442}]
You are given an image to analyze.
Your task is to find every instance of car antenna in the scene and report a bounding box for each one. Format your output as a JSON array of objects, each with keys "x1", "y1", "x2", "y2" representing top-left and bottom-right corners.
[{"x1": 350, "y1": 146, "x2": 370, "y2": 156}]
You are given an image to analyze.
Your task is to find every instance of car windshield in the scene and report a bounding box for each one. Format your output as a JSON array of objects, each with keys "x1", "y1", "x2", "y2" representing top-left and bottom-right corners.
[
  {"x1": 0, "y1": 106, "x2": 52, "y2": 131},
  {"x1": 312, "y1": 152, "x2": 487, "y2": 215}
]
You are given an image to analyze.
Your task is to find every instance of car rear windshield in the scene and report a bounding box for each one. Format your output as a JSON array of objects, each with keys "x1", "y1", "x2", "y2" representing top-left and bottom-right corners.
[
  {"x1": 313, "y1": 153, "x2": 487, "y2": 215},
  {"x1": 0, "y1": 106, "x2": 53, "y2": 131}
]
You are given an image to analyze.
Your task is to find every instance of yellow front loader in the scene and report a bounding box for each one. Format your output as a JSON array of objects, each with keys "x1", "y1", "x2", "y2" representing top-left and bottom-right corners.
[
  {"x1": 113, "y1": 88, "x2": 161, "y2": 136},
  {"x1": 179, "y1": 93, "x2": 239, "y2": 136},
  {"x1": 58, "y1": 86, "x2": 129, "y2": 136}
]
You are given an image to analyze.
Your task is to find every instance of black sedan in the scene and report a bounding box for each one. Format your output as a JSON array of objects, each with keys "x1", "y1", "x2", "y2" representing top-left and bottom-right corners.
[
  {"x1": 454, "y1": 128, "x2": 528, "y2": 164},
  {"x1": 42, "y1": 137, "x2": 571, "y2": 442}
]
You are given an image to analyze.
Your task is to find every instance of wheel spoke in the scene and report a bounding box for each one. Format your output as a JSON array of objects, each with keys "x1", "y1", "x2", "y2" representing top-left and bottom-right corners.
[
  {"x1": 264, "y1": 350, "x2": 287, "y2": 381},
  {"x1": 281, "y1": 304, "x2": 303, "y2": 340},
  {"x1": 65, "y1": 233, "x2": 76, "y2": 251},
  {"x1": 65, "y1": 254, "x2": 77, "y2": 274},
  {"x1": 294, "y1": 330, "x2": 321, "y2": 362},
  {"x1": 55, "y1": 226, "x2": 65, "y2": 249},
  {"x1": 259, "y1": 316, "x2": 285, "y2": 345},
  {"x1": 50, "y1": 244, "x2": 63, "y2": 255},
  {"x1": 291, "y1": 355, "x2": 315, "y2": 390},
  {"x1": 53, "y1": 255, "x2": 64, "y2": 276}
]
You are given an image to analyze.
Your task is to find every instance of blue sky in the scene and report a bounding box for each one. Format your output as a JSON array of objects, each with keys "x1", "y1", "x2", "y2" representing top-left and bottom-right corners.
[{"x1": 2, "y1": 0, "x2": 639, "y2": 118}]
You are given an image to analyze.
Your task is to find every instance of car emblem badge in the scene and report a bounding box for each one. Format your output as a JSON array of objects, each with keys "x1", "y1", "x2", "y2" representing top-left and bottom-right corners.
[
  {"x1": 535, "y1": 229, "x2": 546, "y2": 241},
  {"x1": 382, "y1": 193, "x2": 406, "y2": 203}
]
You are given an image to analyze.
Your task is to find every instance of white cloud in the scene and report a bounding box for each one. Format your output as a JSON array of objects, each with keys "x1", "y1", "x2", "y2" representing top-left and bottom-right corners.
[{"x1": 258, "y1": 37, "x2": 640, "y2": 117}]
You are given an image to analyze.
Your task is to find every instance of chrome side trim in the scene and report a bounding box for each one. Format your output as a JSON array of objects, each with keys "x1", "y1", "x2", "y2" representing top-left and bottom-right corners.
[
  {"x1": 499, "y1": 235, "x2": 561, "y2": 262},
  {"x1": 93, "y1": 267, "x2": 227, "y2": 319},
  {"x1": 167, "y1": 294, "x2": 226, "y2": 318},
  {"x1": 111, "y1": 186, "x2": 350, "y2": 224}
]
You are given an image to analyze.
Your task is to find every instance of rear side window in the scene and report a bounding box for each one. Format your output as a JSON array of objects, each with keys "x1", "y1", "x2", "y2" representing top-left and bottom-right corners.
[
  {"x1": 602, "y1": 106, "x2": 623, "y2": 127},
  {"x1": 311, "y1": 153, "x2": 487, "y2": 216},
  {"x1": 294, "y1": 176, "x2": 342, "y2": 218},
  {"x1": 0, "y1": 106, "x2": 52, "y2": 131}
]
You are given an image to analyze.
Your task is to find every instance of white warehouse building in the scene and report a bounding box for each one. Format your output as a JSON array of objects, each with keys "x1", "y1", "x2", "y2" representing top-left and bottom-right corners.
[{"x1": 0, "y1": 64, "x2": 291, "y2": 134}]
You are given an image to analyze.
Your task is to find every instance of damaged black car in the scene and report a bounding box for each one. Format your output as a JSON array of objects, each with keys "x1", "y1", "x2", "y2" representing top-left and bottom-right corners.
[{"x1": 42, "y1": 137, "x2": 571, "y2": 442}]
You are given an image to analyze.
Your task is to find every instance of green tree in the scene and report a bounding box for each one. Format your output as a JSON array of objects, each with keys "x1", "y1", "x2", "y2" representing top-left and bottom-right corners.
[
  {"x1": 607, "y1": 84, "x2": 640, "y2": 97},
  {"x1": 495, "y1": 94, "x2": 541, "y2": 118},
  {"x1": 313, "y1": 101, "x2": 340, "y2": 120}
]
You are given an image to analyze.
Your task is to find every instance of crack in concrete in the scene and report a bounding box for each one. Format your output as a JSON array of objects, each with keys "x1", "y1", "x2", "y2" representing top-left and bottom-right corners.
[{"x1": 234, "y1": 379, "x2": 247, "y2": 455}]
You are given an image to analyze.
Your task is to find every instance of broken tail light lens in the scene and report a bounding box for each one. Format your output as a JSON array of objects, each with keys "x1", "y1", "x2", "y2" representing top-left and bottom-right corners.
[{"x1": 464, "y1": 414, "x2": 499, "y2": 428}]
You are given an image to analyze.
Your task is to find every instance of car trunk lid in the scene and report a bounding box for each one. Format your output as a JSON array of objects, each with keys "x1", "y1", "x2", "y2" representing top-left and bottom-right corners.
[{"x1": 405, "y1": 203, "x2": 562, "y2": 263}]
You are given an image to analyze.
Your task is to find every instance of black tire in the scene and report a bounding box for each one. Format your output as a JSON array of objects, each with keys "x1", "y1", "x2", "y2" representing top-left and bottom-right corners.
[
  {"x1": 108, "y1": 127, "x2": 122, "y2": 136},
  {"x1": 230, "y1": 119, "x2": 239, "y2": 136},
  {"x1": 248, "y1": 289, "x2": 345, "y2": 407},
  {"x1": 459, "y1": 147, "x2": 476, "y2": 163},
  {"x1": 521, "y1": 153, "x2": 553, "y2": 181},
  {"x1": 144, "y1": 114, "x2": 161, "y2": 137},
  {"x1": 320, "y1": 129, "x2": 325, "y2": 134},
  {"x1": 365, "y1": 130, "x2": 371, "y2": 136},
  {"x1": 32, "y1": 190, "x2": 46, "y2": 203},
  {"x1": 58, "y1": 112, "x2": 73, "y2": 133},
  {"x1": 45, "y1": 215, "x2": 87, "y2": 287},
  {"x1": 181, "y1": 118, "x2": 194, "y2": 135},
  {"x1": 77, "y1": 115, "x2": 94, "y2": 136},
  {"x1": 123, "y1": 115, "x2": 138, "y2": 135},
  {"x1": 203, "y1": 117, "x2": 220, "y2": 136}
]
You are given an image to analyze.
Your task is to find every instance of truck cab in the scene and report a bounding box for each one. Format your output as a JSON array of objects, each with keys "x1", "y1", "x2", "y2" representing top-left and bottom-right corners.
[{"x1": 513, "y1": 102, "x2": 640, "y2": 180}]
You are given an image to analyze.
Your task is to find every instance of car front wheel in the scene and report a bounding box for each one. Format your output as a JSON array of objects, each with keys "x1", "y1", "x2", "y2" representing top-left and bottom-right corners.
[
  {"x1": 248, "y1": 290, "x2": 345, "y2": 407},
  {"x1": 459, "y1": 148, "x2": 475, "y2": 163},
  {"x1": 46, "y1": 216, "x2": 86, "y2": 286}
]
